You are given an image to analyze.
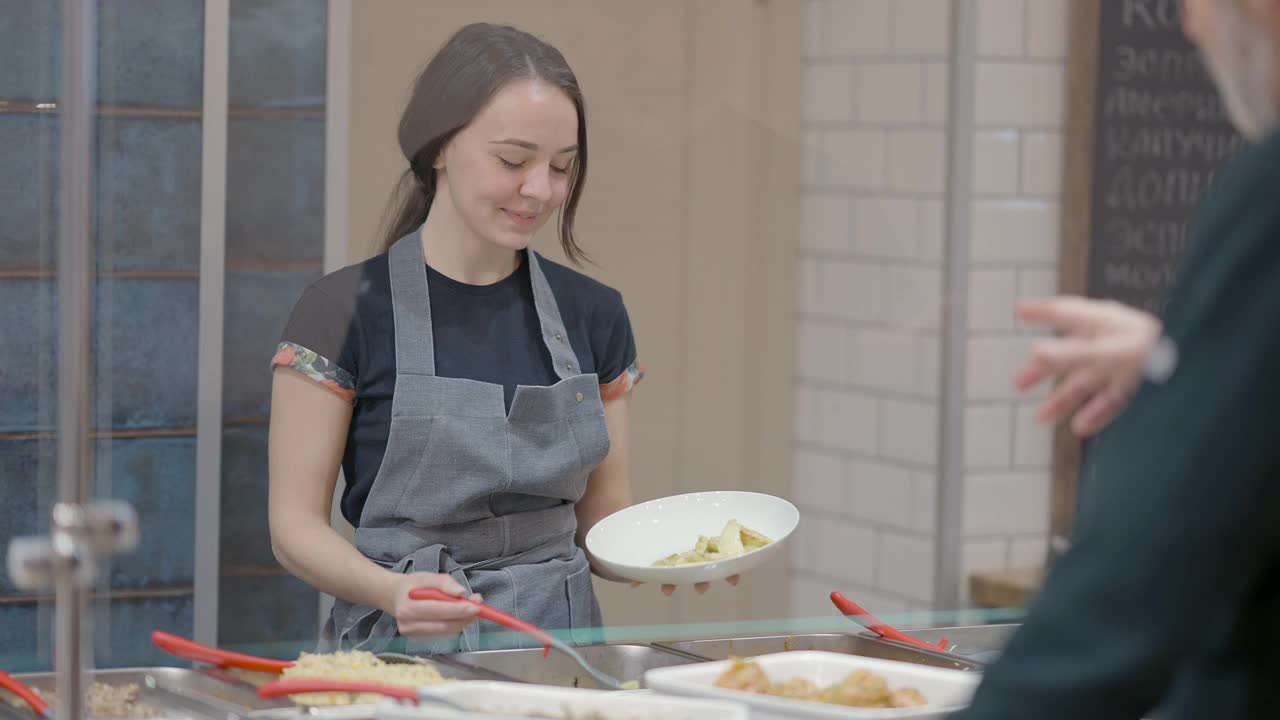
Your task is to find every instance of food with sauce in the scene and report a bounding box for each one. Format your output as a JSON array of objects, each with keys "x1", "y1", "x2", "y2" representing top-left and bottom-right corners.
[
  {"x1": 652, "y1": 520, "x2": 772, "y2": 566},
  {"x1": 4, "y1": 682, "x2": 160, "y2": 718},
  {"x1": 713, "y1": 658, "x2": 927, "y2": 708},
  {"x1": 279, "y1": 650, "x2": 452, "y2": 706}
]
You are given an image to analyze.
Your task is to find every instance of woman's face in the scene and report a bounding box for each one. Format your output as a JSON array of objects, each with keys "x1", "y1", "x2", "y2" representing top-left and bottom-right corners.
[{"x1": 435, "y1": 78, "x2": 579, "y2": 252}]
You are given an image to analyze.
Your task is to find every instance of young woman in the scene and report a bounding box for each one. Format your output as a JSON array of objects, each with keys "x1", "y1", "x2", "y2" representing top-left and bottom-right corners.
[{"x1": 266, "y1": 23, "x2": 654, "y2": 653}]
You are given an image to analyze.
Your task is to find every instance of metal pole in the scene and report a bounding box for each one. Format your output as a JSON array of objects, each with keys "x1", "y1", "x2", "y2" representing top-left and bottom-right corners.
[
  {"x1": 57, "y1": 0, "x2": 98, "y2": 716},
  {"x1": 194, "y1": 0, "x2": 229, "y2": 648}
]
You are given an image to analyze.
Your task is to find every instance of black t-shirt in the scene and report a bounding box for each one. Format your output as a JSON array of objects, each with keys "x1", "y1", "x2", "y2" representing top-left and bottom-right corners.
[{"x1": 273, "y1": 249, "x2": 641, "y2": 527}]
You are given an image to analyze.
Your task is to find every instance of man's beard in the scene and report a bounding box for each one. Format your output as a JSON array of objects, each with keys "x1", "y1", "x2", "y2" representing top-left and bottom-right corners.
[{"x1": 1203, "y1": 0, "x2": 1279, "y2": 141}]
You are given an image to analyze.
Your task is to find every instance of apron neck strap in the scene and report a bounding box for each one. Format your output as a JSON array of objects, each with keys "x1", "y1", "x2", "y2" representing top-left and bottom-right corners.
[
  {"x1": 388, "y1": 234, "x2": 437, "y2": 376},
  {"x1": 525, "y1": 251, "x2": 580, "y2": 381}
]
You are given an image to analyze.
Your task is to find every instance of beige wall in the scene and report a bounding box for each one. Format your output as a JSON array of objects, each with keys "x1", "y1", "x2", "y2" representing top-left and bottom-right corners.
[{"x1": 347, "y1": 2, "x2": 802, "y2": 630}]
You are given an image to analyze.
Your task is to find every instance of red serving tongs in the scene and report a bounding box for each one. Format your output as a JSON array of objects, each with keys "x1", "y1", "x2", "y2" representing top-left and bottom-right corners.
[
  {"x1": 408, "y1": 589, "x2": 626, "y2": 690},
  {"x1": 150, "y1": 631, "x2": 294, "y2": 674},
  {"x1": 407, "y1": 588, "x2": 556, "y2": 658},
  {"x1": 0, "y1": 670, "x2": 54, "y2": 719},
  {"x1": 830, "y1": 591, "x2": 949, "y2": 652}
]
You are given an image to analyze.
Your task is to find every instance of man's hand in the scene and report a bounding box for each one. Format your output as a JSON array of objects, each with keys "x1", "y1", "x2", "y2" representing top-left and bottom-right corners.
[{"x1": 1014, "y1": 297, "x2": 1161, "y2": 436}]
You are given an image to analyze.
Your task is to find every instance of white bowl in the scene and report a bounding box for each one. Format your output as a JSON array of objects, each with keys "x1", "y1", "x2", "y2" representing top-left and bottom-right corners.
[
  {"x1": 584, "y1": 491, "x2": 799, "y2": 585},
  {"x1": 645, "y1": 651, "x2": 981, "y2": 720}
]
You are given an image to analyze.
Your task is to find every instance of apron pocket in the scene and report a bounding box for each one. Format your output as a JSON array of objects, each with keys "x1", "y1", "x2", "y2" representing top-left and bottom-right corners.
[
  {"x1": 330, "y1": 600, "x2": 391, "y2": 651},
  {"x1": 564, "y1": 561, "x2": 600, "y2": 646}
]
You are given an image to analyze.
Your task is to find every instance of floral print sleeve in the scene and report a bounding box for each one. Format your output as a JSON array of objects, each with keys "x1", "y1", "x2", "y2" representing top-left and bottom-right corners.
[
  {"x1": 600, "y1": 361, "x2": 644, "y2": 402},
  {"x1": 271, "y1": 341, "x2": 357, "y2": 402}
]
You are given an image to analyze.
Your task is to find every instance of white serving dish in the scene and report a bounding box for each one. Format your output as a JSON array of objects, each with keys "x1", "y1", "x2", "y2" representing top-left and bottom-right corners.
[
  {"x1": 372, "y1": 681, "x2": 748, "y2": 719},
  {"x1": 584, "y1": 491, "x2": 799, "y2": 585},
  {"x1": 644, "y1": 650, "x2": 982, "y2": 720}
]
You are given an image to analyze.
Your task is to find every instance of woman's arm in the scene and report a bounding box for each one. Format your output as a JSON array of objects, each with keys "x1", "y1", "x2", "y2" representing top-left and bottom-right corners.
[
  {"x1": 268, "y1": 367, "x2": 477, "y2": 636},
  {"x1": 575, "y1": 394, "x2": 634, "y2": 582}
]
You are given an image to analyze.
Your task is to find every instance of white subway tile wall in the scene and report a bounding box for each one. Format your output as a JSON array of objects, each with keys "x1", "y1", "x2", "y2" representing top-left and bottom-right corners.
[
  {"x1": 966, "y1": 335, "x2": 1036, "y2": 400},
  {"x1": 852, "y1": 328, "x2": 917, "y2": 393},
  {"x1": 887, "y1": 130, "x2": 947, "y2": 193},
  {"x1": 877, "y1": 532, "x2": 937, "y2": 600},
  {"x1": 794, "y1": 0, "x2": 1066, "y2": 613},
  {"x1": 828, "y1": 0, "x2": 892, "y2": 57},
  {"x1": 972, "y1": 130, "x2": 1021, "y2": 195},
  {"x1": 923, "y1": 62, "x2": 951, "y2": 126},
  {"x1": 793, "y1": 0, "x2": 950, "y2": 610},
  {"x1": 802, "y1": 194, "x2": 854, "y2": 253},
  {"x1": 1024, "y1": 0, "x2": 1069, "y2": 59},
  {"x1": 846, "y1": 458, "x2": 916, "y2": 529},
  {"x1": 963, "y1": 472, "x2": 1051, "y2": 537},
  {"x1": 859, "y1": 65, "x2": 926, "y2": 124},
  {"x1": 794, "y1": 450, "x2": 846, "y2": 512},
  {"x1": 881, "y1": 399, "x2": 939, "y2": 466},
  {"x1": 1021, "y1": 131, "x2": 1065, "y2": 196},
  {"x1": 917, "y1": 200, "x2": 946, "y2": 262},
  {"x1": 797, "y1": 321, "x2": 850, "y2": 383},
  {"x1": 974, "y1": 62, "x2": 1067, "y2": 126},
  {"x1": 964, "y1": 404, "x2": 1014, "y2": 468},
  {"x1": 891, "y1": 0, "x2": 952, "y2": 55},
  {"x1": 816, "y1": 517, "x2": 877, "y2": 586},
  {"x1": 960, "y1": 540, "x2": 1009, "y2": 604},
  {"x1": 964, "y1": 0, "x2": 1066, "y2": 594},
  {"x1": 884, "y1": 265, "x2": 943, "y2": 331},
  {"x1": 970, "y1": 199, "x2": 1060, "y2": 264},
  {"x1": 852, "y1": 196, "x2": 920, "y2": 259},
  {"x1": 975, "y1": 0, "x2": 1027, "y2": 58},
  {"x1": 806, "y1": 65, "x2": 858, "y2": 123},
  {"x1": 967, "y1": 268, "x2": 1018, "y2": 331}
]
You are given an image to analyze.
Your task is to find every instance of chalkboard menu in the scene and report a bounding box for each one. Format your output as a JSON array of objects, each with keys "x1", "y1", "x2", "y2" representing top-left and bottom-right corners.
[
  {"x1": 1085, "y1": 0, "x2": 1246, "y2": 313},
  {"x1": 1052, "y1": 0, "x2": 1246, "y2": 557}
]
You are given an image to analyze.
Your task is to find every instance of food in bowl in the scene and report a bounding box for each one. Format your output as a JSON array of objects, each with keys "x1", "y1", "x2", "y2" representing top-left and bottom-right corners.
[
  {"x1": 651, "y1": 519, "x2": 772, "y2": 567},
  {"x1": 713, "y1": 658, "x2": 927, "y2": 708},
  {"x1": 279, "y1": 650, "x2": 452, "y2": 706}
]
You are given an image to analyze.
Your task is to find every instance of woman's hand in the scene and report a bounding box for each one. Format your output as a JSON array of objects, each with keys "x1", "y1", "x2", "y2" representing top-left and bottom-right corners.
[
  {"x1": 1014, "y1": 296, "x2": 1161, "y2": 436},
  {"x1": 632, "y1": 576, "x2": 741, "y2": 596},
  {"x1": 386, "y1": 572, "x2": 482, "y2": 638}
]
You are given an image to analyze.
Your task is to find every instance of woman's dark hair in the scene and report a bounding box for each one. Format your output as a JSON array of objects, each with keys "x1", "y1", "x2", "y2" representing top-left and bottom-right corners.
[{"x1": 377, "y1": 23, "x2": 590, "y2": 264}]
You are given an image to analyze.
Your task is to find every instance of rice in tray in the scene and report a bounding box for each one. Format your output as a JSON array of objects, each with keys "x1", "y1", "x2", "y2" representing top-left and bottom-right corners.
[
  {"x1": 3, "y1": 682, "x2": 161, "y2": 718},
  {"x1": 279, "y1": 650, "x2": 452, "y2": 706}
]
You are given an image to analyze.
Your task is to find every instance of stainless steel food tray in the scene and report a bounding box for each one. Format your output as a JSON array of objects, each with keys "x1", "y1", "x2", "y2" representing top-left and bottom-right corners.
[
  {"x1": 651, "y1": 632, "x2": 983, "y2": 671},
  {"x1": 899, "y1": 623, "x2": 1019, "y2": 663},
  {"x1": 8, "y1": 657, "x2": 517, "y2": 720},
  {"x1": 447, "y1": 643, "x2": 703, "y2": 689},
  {"x1": 9, "y1": 667, "x2": 268, "y2": 719}
]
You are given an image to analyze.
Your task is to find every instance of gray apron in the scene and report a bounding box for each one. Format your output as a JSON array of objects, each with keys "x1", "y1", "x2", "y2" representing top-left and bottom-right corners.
[{"x1": 324, "y1": 234, "x2": 610, "y2": 653}]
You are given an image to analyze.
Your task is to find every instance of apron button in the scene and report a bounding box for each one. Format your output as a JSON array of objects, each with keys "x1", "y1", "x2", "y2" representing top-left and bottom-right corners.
[
  {"x1": 555, "y1": 333, "x2": 563, "y2": 341},
  {"x1": 576, "y1": 392, "x2": 584, "y2": 402},
  {"x1": 565, "y1": 364, "x2": 573, "y2": 372}
]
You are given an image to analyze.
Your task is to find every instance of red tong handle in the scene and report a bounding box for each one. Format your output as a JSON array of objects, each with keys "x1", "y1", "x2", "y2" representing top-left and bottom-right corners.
[
  {"x1": 258, "y1": 678, "x2": 418, "y2": 702},
  {"x1": 830, "y1": 591, "x2": 949, "y2": 651},
  {"x1": 0, "y1": 671, "x2": 52, "y2": 718},
  {"x1": 408, "y1": 588, "x2": 555, "y2": 658},
  {"x1": 150, "y1": 631, "x2": 294, "y2": 674}
]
